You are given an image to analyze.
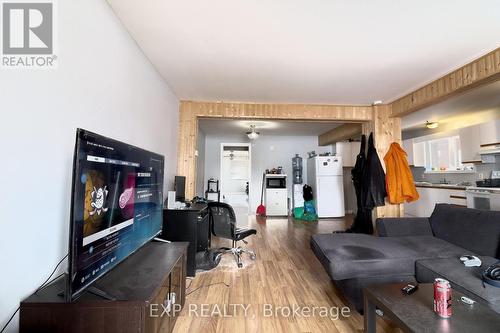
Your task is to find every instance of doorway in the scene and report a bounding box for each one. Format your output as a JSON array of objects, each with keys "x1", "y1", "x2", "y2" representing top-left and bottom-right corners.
[{"x1": 220, "y1": 143, "x2": 251, "y2": 222}]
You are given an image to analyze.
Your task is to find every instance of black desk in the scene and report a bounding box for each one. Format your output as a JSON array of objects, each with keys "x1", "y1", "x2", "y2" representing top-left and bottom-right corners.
[{"x1": 161, "y1": 203, "x2": 210, "y2": 276}]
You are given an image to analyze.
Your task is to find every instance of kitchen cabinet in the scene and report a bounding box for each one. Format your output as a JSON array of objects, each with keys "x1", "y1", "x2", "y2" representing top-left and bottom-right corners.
[
  {"x1": 405, "y1": 187, "x2": 466, "y2": 217},
  {"x1": 335, "y1": 141, "x2": 360, "y2": 167},
  {"x1": 480, "y1": 120, "x2": 500, "y2": 146},
  {"x1": 403, "y1": 139, "x2": 414, "y2": 165},
  {"x1": 265, "y1": 188, "x2": 288, "y2": 216},
  {"x1": 458, "y1": 125, "x2": 482, "y2": 163},
  {"x1": 411, "y1": 140, "x2": 426, "y2": 167},
  {"x1": 351, "y1": 141, "x2": 361, "y2": 163}
]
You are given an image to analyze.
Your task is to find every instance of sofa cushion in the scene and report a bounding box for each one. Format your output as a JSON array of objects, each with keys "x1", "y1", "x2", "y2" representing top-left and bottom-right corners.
[
  {"x1": 392, "y1": 236, "x2": 468, "y2": 260},
  {"x1": 429, "y1": 204, "x2": 500, "y2": 258},
  {"x1": 377, "y1": 217, "x2": 433, "y2": 237},
  {"x1": 310, "y1": 233, "x2": 418, "y2": 280},
  {"x1": 415, "y1": 257, "x2": 500, "y2": 313}
]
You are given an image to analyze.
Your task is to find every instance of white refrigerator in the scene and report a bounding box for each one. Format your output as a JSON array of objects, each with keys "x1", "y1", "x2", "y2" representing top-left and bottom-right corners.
[{"x1": 307, "y1": 156, "x2": 345, "y2": 218}]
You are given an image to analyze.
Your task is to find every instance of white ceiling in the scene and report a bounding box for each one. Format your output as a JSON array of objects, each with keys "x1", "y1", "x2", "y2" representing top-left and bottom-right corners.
[
  {"x1": 199, "y1": 119, "x2": 340, "y2": 136},
  {"x1": 401, "y1": 80, "x2": 500, "y2": 138},
  {"x1": 108, "y1": 0, "x2": 500, "y2": 104}
]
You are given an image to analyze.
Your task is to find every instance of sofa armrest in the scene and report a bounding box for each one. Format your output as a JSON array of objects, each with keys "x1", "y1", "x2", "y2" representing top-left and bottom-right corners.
[{"x1": 376, "y1": 217, "x2": 432, "y2": 237}]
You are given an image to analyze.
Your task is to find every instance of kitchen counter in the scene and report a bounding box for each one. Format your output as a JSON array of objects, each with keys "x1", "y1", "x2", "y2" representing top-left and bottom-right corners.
[
  {"x1": 414, "y1": 182, "x2": 467, "y2": 190},
  {"x1": 406, "y1": 183, "x2": 468, "y2": 217}
]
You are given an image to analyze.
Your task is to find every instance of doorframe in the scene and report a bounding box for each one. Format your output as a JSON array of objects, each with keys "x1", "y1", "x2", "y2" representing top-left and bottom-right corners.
[
  {"x1": 179, "y1": 101, "x2": 374, "y2": 199},
  {"x1": 219, "y1": 143, "x2": 252, "y2": 208}
]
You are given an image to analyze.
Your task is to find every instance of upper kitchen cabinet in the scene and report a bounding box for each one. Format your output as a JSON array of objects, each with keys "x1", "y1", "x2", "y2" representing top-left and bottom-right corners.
[
  {"x1": 403, "y1": 139, "x2": 414, "y2": 165},
  {"x1": 405, "y1": 139, "x2": 425, "y2": 167},
  {"x1": 458, "y1": 125, "x2": 481, "y2": 163},
  {"x1": 480, "y1": 119, "x2": 500, "y2": 146},
  {"x1": 350, "y1": 141, "x2": 361, "y2": 164},
  {"x1": 335, "y1": 141, "x2": 360, "y2": 167}
]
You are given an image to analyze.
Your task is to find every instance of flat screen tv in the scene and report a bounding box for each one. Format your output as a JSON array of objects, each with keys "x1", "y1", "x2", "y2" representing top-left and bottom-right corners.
[{"x1": 67, "y1": 129, "x2": 164, "y2": 301}]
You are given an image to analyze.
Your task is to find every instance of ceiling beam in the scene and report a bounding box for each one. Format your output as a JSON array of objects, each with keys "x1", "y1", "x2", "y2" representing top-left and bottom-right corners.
[
  {"x1": 390, "y1": 47, "x2": 500, "y2": 117},
  {"x1": 318, "y1": 123, "x2": 362, "y2": 146}
]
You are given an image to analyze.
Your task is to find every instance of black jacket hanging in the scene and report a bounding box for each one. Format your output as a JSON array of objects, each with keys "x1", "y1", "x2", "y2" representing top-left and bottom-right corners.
[
  {"x1": 362, "y1": 133, "x2": 387, "y2": 209},
  {"x1": 345, "y1": 135, "x2": 374, "y2": 234},
  {"x1": 351, "y1": 135, "x2": 366, "y2": 211}
]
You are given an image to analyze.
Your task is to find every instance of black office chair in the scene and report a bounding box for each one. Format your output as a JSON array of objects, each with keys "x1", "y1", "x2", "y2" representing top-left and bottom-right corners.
[{"x1": 207, "y1": 202, "x2": 257, "y2": 268}]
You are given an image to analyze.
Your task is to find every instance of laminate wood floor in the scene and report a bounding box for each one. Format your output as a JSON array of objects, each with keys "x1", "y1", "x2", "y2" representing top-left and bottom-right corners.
[{"x1": 172, "y1": 215, "x2": 400, "y2": 333}]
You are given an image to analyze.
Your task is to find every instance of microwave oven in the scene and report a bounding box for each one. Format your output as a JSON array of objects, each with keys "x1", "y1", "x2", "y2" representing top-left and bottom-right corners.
[{"x1": 266, "y1": 176, "x2": 286, "y2": 189}]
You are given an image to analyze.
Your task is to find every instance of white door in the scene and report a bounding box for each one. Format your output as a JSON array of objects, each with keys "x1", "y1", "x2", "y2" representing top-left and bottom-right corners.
[
  {"x1": 220, "y1": 143, "x2": 251, "y2": 221},
  {"x1": 317, "y1": 176, "x2": 345, "y2": 218}
]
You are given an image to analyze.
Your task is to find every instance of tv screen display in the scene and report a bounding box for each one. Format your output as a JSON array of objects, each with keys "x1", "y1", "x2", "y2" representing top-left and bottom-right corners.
[{"x1": 68, "y1": 129, "x2": 164, "y2": 300}]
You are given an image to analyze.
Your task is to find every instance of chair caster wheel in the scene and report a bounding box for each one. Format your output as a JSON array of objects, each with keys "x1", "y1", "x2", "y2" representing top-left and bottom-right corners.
[
  {"x1": 250, "y1": 254, "x2": 256, "y2": 260},
  {"x1": 238, "y1": 263, "x2": 243, "y2": 268}
]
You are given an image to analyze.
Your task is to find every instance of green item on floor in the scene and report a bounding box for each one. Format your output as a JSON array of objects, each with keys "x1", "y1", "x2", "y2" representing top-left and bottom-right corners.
[
  {"x1": 294, "y1": 200, "x2": 318, "y2": 221},
  {"x1": 293, "y1": 207, "x2": 304, "y2": 219}
]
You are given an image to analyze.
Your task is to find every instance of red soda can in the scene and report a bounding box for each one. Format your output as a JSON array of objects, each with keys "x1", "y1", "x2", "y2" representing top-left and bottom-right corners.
[{"x1": 433, "y1": 278, "x2": 452, "y2": 318}]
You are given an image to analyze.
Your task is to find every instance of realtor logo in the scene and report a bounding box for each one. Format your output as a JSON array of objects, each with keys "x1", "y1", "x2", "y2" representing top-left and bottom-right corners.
[{"x1": 1, "y1": 0, "x2": 57, "y2": 68}]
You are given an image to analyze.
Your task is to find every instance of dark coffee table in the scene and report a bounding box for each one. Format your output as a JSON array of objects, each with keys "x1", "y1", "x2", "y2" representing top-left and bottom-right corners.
[{"x1": 363, "y1": 283, "x2": 500, "y2": 332}]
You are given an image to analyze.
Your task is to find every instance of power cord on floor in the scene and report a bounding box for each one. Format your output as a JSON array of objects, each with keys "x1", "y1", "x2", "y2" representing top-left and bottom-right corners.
[
  {"x1": 0, "y1": 254, "x2": 68, "y2": 333},
  {"x1": 186, "y1": 281, "x2": 230, "y2": 296}
]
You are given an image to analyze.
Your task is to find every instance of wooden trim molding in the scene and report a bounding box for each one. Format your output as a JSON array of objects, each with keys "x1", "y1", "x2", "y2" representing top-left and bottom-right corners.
[
  {"x1": 178, "y1": 101, "x2": 373, "y2": 198},
  {"x1": 415, "y1": 184, "x2": 467, "y2": 190},
  {"x1": 390, "y1": 48, "x2": 500, "y2": 117},
  {"x1": 461, "y1": 160, "x2": 483, "y2": 164},
  {"x1": 181, "y1": 100, "x2": 373, "y2": 121},
  {"x1": 318, "y1": 123, "x2": 362, "y2": 146},
  {"x1": 451, "y1": 204, "x2": 468, "y2": 208},
  {"x1": 480, "y1": 142, "x2": 500, "y2": 148}
]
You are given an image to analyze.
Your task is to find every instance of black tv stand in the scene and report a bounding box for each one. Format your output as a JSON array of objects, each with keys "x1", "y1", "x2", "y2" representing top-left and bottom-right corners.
[
  {"x1": 20, "y1": 242, "x2": 188, "y2": 333},
  {"x1": 86, "y1": 286, "x2": 118, "y2": 301},
  {"x1": 56, "y1": 282, "x2": 117, "y2": 301}
]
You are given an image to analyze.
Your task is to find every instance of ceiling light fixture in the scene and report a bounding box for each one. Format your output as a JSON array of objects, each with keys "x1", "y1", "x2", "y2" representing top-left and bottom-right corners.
[
  {"x1": 246, "y1": 125, "x2": 260, "y2": 140},
  {"x1": 425, "y1": 121, "x2": 439, "y2": 129}
]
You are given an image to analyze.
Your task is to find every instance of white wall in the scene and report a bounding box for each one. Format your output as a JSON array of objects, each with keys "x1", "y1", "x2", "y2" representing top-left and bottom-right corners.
[
  {"x1": 203, "y1": 134, "x2": 332, "y2": 212},
  {"x1": 0, "y1": 1, "x2": 179, "y2": 331}
]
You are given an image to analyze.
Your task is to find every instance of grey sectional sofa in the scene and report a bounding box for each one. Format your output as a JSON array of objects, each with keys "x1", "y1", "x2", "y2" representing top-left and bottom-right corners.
[{"x1": 310, "y1": 204, "x2": 500, "y2": 313}]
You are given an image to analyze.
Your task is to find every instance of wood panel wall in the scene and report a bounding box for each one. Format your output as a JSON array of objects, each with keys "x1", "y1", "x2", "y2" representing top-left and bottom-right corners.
[
  {"x1": 362, "y1": 105, "x2": 404, "y2": 219},
  {"x1": 391, "y1": 47, "x2": 500, "y2": 117},
  {"x1": 178, "y1": 101, "x2": 373, "y2": 199}
]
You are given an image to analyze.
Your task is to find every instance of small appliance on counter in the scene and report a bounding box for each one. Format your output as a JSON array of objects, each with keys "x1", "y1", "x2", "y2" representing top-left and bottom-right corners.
[
  {"x1": 205, "y1": 178, "x2": 220, "y2": 202},
  {"x1": 265, "y1": 166, "x2": 283, "y2": 174},
  {"x1": 465, "y1": 170, "x2": 500, "y2": 211},
  {"x1": 265, "y1": 174, "x2": 288, "y2": 216},
  {"x1": 475, "y1": 170, "x2": 500, "y2": 187}
]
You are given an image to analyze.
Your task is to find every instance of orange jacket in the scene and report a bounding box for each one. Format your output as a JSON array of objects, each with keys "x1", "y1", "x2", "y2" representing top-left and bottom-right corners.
[{"x1": 383, "y1": 142, "x2": 420, "y2": 204}]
